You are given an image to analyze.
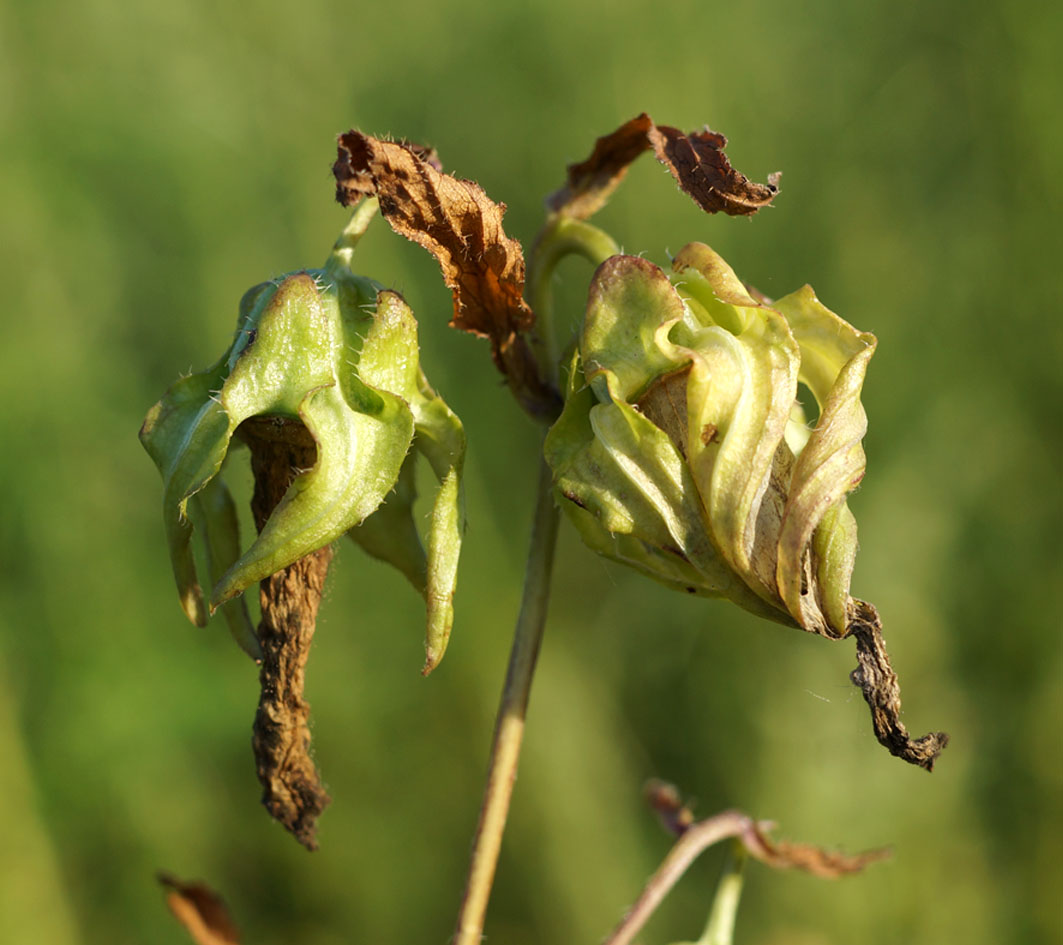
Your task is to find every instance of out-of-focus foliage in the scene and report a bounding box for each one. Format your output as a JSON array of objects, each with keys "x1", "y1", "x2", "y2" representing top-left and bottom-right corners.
[{"x1": 0, "y1": 0, "x2": 1058, "y2": 943}]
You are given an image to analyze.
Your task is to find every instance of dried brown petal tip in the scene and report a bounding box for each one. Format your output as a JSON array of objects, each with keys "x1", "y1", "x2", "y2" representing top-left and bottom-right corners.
[
  {"x1": 334, "y1": 131, "x2": 559, "y2": 419},
  {"x1": 548, "y1": 112, "x2": 780, "y2": 220},
  {"x1": 743, "y1": 823, "x2": 890, "y2": 878},
  {"x1": 847, "y1": 600, "x2": 950, "y2": 771}
]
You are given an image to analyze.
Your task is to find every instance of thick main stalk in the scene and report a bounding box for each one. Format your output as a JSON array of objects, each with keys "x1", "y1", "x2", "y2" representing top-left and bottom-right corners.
[{"x1": 453, "y1": 453, "x2": 560, "y2": 945}]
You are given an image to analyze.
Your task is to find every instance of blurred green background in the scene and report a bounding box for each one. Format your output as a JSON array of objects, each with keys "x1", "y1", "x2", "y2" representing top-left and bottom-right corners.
[{"x1": 1, "y1": 0, "x2": 1059, "y2": 942}]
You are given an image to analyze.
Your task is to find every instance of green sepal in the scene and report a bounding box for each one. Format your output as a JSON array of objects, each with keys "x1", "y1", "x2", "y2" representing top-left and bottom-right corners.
[
  {"x1": 139, "y1": 359, "x2": 233, "y2": 627},
  {"x1": 212, "y1": 380, "x2": 414, "y2": 604},
  {"x1": 179, "y1": 273, "x2": 411, "y2": 606},
  {"x1": 346, "y1": 289, "x2": 466, "y2": 674},
  {"x1": 188, "y1": 472, "x2": 262, "y2": 660},
  {"x1": 141, "y1": 245, "x2": 465, "y2": 669},
  {"x1": 347, "y1": 454, "x2": 428, "y2": 593}
]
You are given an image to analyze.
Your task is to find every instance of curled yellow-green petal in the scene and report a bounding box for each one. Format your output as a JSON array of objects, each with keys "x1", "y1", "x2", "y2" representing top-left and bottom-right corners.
[
  {"x1": 670, "y1": 244, "x2": 800, "y2": 599},
  {"x1": 772, "y1": 286, "x2": 875, "y2": 634},
  {"x1": 545, "y1": 244, "x2": 876, "y2": 637}
]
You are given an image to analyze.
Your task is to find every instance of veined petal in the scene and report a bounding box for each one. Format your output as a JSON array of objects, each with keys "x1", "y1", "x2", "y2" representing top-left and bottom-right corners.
[
  {"x1": 670, "y1": 241, "x2": 762, "y2": 331},
  {"x1": 561, "y1": 498, "x2": 736, "y2": 601},
  {"x1": 669, "y1": 244, "x2": 800, "y2": 604},
  {"x1": 547, "y1": 357, "x2": 690, "y2": 556},
  {"x1": 771, "y1": 287, "x2": 876, "y2": 634},
  {"x1": 811, "y1": 501, "x2": 860, "y2": 634},
  {"x1": 775, "y1": 285, "x2": 875, "y2": 414},
  {"x1": 580, "y1": 255, "x2": 687, "y2": 402},
  {"x1": 547, "y1": 350, "x2": 773, "y2": 616},
  {"x1": 591, "y1": 378, "x2": 712, "y2": 569},
  {"x1": 545, "y1": 243, "x2": 875, "y2": 635}
]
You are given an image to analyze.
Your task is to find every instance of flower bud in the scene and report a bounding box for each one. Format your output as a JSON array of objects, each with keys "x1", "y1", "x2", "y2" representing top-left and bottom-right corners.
[
  {"x1": 544, "y1": 244, "x2": 875, "y2": 637},
  {"x1": 140, "y1": 230, "x2": 465, "y2": 670}
]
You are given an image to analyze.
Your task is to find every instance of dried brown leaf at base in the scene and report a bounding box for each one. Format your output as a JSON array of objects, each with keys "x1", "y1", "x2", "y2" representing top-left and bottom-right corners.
[
  {"x1": 333, "y1": 132, "x2": 558, "y2": 418},
  {"x1": 158, "y1": 873, "x2": 240, "y2": 945},
  {"x1": 848, "y1": 599, "x2": 950, "y2": 771},
  {"x1": 548, "y1": 112, "x2": 780, "y2": 220}
]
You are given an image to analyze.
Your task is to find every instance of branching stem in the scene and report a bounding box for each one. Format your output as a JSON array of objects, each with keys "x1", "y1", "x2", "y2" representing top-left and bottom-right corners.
[
  {"x1": 602, "y1": 811, "x2": 756, "y2": 945},
  {"x1": 452, "y1": 450, "x2": 561, "y2": 945},
  {"x1": 602, "y1": 799, "x2": 885, "y2": 945},
  {"x1": 527, "y1": 215, "x2": 620, "y2": 387}
]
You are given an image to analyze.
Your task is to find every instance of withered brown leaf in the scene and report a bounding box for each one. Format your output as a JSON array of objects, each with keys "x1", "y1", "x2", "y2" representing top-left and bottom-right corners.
[
  {"x1": 643, "y1": 782, "x2": 888, "y2": 878},
  {"x1": 158, "y1": 874, "x2": 241, "y2": 945},
  {"x1": 548, "y1": 113, "x2": 781, "y2": 220},
  {"x1": 606, "y1": 793, "x2": 887, "y2": 945},
  {"x1": 333, "y1": 132, "x2": 559, "y2": 419},
  {"x1": 743, "y1": 823, "x2": 890, "y2": 879}
]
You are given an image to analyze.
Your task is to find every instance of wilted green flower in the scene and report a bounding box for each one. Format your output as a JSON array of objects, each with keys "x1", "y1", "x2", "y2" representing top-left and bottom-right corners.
[
  {"x1": 545, "y1": 243, "x2": 875, "y2": 637},
  {"x1": 140, "y1": 213, "x2": 465, "y2": 671}
]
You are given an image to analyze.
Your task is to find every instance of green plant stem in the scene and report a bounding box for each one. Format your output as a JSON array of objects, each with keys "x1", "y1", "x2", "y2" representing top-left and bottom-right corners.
[
  {"x1": 527, "y1": 215, "x2": 620, "y2": 387},
  {"x1": 701, "y1": 841, "x2": 747, "y2": 945},
  {"x1": 452, "y1": 450, "x2": 561, "y2": 945},
  {"x1": 324, "y1": 197, "x2": 380, "y2": 274},
  {"x1": 603, "y1": 811, "x2": 755, "y2": 945}
]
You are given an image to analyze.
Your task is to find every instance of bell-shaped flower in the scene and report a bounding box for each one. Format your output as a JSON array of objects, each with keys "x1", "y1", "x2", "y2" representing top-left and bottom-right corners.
[
  {"x1": 544, "y1": 243, "x2": 875, "y2": 638},
  {"x1": 140, "y1": 228, "x2": 465, "y2": 671}
]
